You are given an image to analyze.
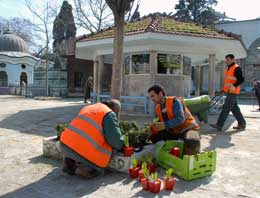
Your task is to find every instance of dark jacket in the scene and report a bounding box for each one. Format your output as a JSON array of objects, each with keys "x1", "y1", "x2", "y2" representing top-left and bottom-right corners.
[{"x1": 227, "y1": 63, "x2": 244, "y2": 87}]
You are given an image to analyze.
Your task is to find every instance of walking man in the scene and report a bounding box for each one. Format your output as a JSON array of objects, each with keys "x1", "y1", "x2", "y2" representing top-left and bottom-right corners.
[
  {"x1": 252, "y1": 79, "x2": 260, "y2": 110},
  {"x1": 210, "y1": 54, "x2": 246, "y2": 131}
]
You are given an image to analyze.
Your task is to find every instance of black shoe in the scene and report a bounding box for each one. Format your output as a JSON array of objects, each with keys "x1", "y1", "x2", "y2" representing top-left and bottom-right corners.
[
  {"x1": 62, "y1": 157, "x2": 77, "y2": 175},
  {"x1": 210, "y1": 124, "x2": 222, "y2": 131},
  {"x1": 233, "y1": 125, "x2": 246, "y2": 130}
]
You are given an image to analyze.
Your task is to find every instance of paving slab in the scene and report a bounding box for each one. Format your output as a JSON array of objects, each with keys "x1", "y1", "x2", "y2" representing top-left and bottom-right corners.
[{"x1": 0, "y1": 95, "x2": 260, "y2": 198}]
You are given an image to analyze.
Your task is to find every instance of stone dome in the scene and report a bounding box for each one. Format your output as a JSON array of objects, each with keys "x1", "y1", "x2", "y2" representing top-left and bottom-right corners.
[{"x1": 0, "y1": 30, "x2": 29, "y2": 53}]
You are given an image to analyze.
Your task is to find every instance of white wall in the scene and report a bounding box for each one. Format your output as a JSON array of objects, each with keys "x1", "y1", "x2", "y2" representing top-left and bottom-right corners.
[
  {"x1": 215, "y1": 19, "x2": 260, "y2": 49},
  {"x1": 4, "y1": 63, "x2": 34, "y2": 85}
]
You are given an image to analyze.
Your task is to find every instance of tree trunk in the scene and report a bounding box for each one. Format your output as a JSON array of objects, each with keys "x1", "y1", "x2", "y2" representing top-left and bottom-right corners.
[{"x1": 111, "y1": 15, "x2": 125, "y2": 99}]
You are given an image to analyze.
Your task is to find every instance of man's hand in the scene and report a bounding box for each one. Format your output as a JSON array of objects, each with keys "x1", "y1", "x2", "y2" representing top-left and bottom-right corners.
[{"x1": 152, "y1": 122, "x2": 166, "y2": 131}]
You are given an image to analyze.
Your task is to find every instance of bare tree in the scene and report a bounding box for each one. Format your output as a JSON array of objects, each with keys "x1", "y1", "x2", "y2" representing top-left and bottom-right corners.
[
  {"x1": 73, "y1": 0, "x2": 112, "y2": 34},
  {"x1": 0, "y1": 17, "x2": 41, "y2": 52},
  {"x1": 105, "y1": 0, "x2": 135, "y2": 99},
  {"x1": 73, "y1": 0, "x2": 140, "y2": 33},
  {"x1": 25, "y1": 0, "x2": 59, "y2": 96}
]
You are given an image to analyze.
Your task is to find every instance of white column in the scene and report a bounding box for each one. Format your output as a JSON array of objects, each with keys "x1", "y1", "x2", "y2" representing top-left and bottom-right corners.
[
  {"x1": 208, "y1": 54, "x2": 216, "y2": 97},
  {"x1": 195, "y1": 65, "x2": 201, "y2": 96},
  {"x1": 97, "y1": 55, "x2": 104, "y2": 96},
  {"x1": 93, "y1": 59, "x2": 98, "y2": 102},
  {"x1": 220, "y1": 60, "x2": 226, "y2": 89},
  {"x1": 150, "y1": 51, "x2": 157, "y2": 84}
]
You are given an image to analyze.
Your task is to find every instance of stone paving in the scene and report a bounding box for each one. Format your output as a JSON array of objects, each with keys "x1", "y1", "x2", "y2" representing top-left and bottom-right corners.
[{"x1": 0, "y1": 95, "x2": 260, "y2": 198}]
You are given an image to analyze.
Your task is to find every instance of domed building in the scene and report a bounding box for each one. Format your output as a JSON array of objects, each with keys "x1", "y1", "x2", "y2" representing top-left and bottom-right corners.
[{"x1": 0, "y1": 30, "x2": 44, "y2": 91}]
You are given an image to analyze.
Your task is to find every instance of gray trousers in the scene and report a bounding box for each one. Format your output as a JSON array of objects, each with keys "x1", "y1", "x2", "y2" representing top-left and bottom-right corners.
[{"x1": 216, "y1": 93, "x2": 246, "y2": 128}]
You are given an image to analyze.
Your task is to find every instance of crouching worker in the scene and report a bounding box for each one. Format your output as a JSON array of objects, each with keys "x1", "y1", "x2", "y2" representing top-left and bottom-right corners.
[
  {"x1": 59, "y1": 99, "x2": 124, "y2": 178},
  {"x1": 148, "y1": 85, "x2": 200, "y2": 155}
]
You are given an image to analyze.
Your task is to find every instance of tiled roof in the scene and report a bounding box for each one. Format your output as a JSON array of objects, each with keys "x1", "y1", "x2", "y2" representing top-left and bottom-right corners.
[{"x1": 78, "y1": 13, "x2": 237, "y2": 42}]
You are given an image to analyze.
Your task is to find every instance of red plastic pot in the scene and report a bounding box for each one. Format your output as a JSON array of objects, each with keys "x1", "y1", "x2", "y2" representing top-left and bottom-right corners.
[
  {"x1": 141, "y1": 178, "x2": 149, "y2": 191},
  {"x1": 128, "y1": 167, "x2": 139, "y2": 178},
  {"x1": 163, "y1": 177, "x2": 175, "y2": 191},
  {"x1": 138, "y1": 170, "x2": 145, "y2": 181},
  {"x1": 149, "y1": 179, "x2": 161, "y2": 194},
  {"x1": 124, "y1": 147, "x2": 133, "y2": 157},
  {"x1": 170, "y1": 147, "x2": 180, "y2": 158},
  {"x1": 148, "y1": 163, "x2": 157, "y2": 173}
]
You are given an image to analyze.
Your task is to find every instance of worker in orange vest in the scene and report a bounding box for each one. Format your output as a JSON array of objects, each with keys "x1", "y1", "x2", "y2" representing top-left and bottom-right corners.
[
  {"x1": 148, "y1": 85, "x2": 200, "y2": 155},
  {"x1": 210, "y1": 54, "x2": 246, "y2": 131},
  {"x1": 59, "y1": 99, "x2": 124, "y2": 178}
]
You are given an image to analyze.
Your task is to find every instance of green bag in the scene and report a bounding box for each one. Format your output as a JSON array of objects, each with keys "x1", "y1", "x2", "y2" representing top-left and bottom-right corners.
[{"x1": 156, "y1": 140, "x2": 216, "y2": 180}]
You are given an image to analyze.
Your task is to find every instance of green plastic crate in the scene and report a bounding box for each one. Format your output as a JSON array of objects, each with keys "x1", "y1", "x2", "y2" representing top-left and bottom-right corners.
[{"x1": 156, "y1": 140, "x2": 216, "y2": 180}]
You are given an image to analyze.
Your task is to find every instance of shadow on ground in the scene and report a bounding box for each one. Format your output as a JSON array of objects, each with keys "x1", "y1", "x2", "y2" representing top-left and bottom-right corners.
[{"x1": 0, "y1": 105, "x2": 84, "y2": 137}]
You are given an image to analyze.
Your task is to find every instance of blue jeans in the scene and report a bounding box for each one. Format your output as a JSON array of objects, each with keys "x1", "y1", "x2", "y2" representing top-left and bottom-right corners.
[{"x1": 216, "y1": 93, "x2": 246, "y2": 128}]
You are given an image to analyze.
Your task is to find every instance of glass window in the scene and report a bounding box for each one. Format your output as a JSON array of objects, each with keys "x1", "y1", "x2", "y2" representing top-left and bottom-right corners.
[
  {"x1": 132, "y1": 54, "x2": 150, "y2": 74},
  {"x1": 74, "y1": 72, "x2": 84, "y2": 87},
  {"x1": 158, "y1": 54, "x2": 181, "y2": 75}
]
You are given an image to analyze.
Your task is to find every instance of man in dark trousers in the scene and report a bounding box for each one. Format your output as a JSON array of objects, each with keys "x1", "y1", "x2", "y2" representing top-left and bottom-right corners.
[
  {"x1": 60, "y1": 99, "x2": 124, "y2": 178},
  {"x1": 252, "y1": 79, "x2": 260, "y2": 110},
  {"x1": 148, "y1": 85, "x2": 201, "y2": 155},
  {"x1": 84, "y1": 76, "x2": 93, "y2": 103},
  {"x1": 210, "y1": 54, "x2": 246, "y2": 131}
]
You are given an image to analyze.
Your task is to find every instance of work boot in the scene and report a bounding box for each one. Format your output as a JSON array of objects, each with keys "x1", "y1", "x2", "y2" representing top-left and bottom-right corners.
[
  {"x1": 210, "y1": 124, "x2": 222, "y2": 131},
  {"x1": 233, "y1": 125, "x2": 246, "y2": 130},
  {"x1": 75, "y1": 166, "x2": 100, "y2": 179},
  {"x1": 62, "y1": 157, "x2": 77, "y2": 175}
]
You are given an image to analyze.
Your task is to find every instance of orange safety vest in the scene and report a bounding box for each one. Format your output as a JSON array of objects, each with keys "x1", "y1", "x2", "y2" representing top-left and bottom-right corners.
[
  {"x1": 155, "y1": 96, "x2": 199, "y2": 134},
  {"x1": 223, "y1": 64, "x2": 241, "y2": 94},
  {"x1": 60, "y1": 103, "x2": 112, "y2": 168}
]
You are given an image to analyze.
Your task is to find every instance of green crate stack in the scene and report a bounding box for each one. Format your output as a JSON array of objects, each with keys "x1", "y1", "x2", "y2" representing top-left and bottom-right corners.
[{"x1": 155, "y1": 140, "x2": 216, "y2": 180}]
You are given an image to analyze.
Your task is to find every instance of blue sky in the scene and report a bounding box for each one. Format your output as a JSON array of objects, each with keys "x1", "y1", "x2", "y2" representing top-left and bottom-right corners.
[{"x1": 1, "y1": 0, "x2": 260, "y2": 21}]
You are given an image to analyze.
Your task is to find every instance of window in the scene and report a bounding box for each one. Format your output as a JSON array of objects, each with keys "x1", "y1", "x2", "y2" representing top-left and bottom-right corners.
[
  {"x1": 157, "y1": 54, "x2": 182, "y2": 75},
  {"x1": 74, "y1": 72, "x2": 84, "y2": 87},
  {"x1": 131, "y1": 54, "x2": 150, "y2": 74},
  {"x1": 0, "y1": 63, "x2": 6, "y2": 68},
  {"x1": 21, "y1": 64, "x2": 26, "y2": 69}
]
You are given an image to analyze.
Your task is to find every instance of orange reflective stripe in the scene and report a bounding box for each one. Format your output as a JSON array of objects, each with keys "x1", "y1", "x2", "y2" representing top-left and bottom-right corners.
[
  {"x1": 60, "y1": 103, "x2": 113, "y2": 168},
  {"x1": 67, "y1": 125, "x2": 111, "y2": 156}
]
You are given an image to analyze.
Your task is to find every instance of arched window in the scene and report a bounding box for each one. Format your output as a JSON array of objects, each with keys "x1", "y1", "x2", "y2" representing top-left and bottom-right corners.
[
  {"x1": 0, "y1": 71, "x2": 8, "y2": 87},
  {"x1": 20, "y1": 72, "x2": 28, "y2": 86}
]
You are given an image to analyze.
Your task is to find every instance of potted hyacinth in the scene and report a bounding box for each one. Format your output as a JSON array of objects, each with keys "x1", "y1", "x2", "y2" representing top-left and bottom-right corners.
[
  {"x1": 147, "y1": 154, "x2": 156, "y2": 173},
  {"x1": 163, "y1": 168, "x2": 175, "y2": 191},
  {"x1": 138, "y1": 162, "x2": 148, "y2": 181},
  {"x1": 128, "y1": 157, "x2": 140, "y2": 178},
  {"x1": 148, "y1": 172, "x2": 162, "y2": 194},
  {"x1": 140, "y1": 165, "x2": 150, "y2": 191},
  {"x1": 123, "y1": 135, "x2": 133, "y2": 157}
]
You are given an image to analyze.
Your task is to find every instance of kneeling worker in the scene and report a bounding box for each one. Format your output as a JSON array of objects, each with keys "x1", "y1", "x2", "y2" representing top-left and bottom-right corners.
[
  {"x1": 148, "y1": 85, "x2": 200, "y2": 155},
  {"x1": 60, "y1": 99, "x2": 124, "y2": 177}
]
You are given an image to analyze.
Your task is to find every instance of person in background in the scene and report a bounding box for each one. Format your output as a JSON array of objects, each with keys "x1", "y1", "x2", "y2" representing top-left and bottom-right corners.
[
  {"x1": 252, "y1": 79, "x2": 260, "y2": 110},
  {"x1": 84, "y1": 76, "x2": 93, "y2": 103},
  {"x1": 210, "y1": 54, "x2": 246, "y2": 131},
  {"x1": 60, "y1": 99, "x2": 124, "y2": 178},
  {"x1": 148, "y1": 85, "x2": 200, "y2": 155}
]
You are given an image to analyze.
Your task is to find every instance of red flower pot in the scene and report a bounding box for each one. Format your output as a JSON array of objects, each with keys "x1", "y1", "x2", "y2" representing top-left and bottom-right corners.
[
  {"x1": 170, "y1": 147, "x2": 180, "y2": 158},
  {"x1": 164, "y1": 177, "x2": 175, "y2": 191},
  {"x1": 148, "y1": 163, "x2": 157, "y2": 173},
  {"x1": 149, "y1": 179, "x2": 161, "y2": 194},
  {"x1": 141, "y1": 178, "x2": 149, "y2": 191},
  {"x1": 128, "y1": 167, "x2": 139, "y2": 178},
  {"x1": 124, "y1": 147, "x2": 133, "y2": 157},
  {"x1": 138, "y1": 170, "x2": 145, "y2": 181}
]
